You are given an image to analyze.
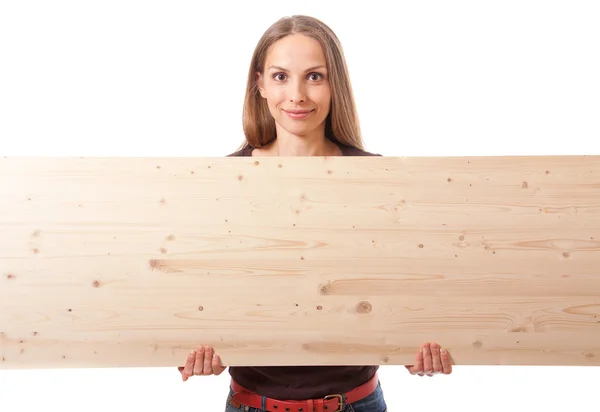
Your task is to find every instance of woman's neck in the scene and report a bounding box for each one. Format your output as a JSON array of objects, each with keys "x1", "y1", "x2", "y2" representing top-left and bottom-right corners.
[{"x1": 259, "y1": 128, "x2": 341, "y2": 157}]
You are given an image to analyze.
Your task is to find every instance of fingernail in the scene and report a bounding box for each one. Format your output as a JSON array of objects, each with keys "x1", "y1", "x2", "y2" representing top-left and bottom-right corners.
[
  {"x1": 213, "y1": 353, "x2": 217, "y2": 360},
  {"x1": 441, "y1": 349, "x2": 447, "y2": 354}
]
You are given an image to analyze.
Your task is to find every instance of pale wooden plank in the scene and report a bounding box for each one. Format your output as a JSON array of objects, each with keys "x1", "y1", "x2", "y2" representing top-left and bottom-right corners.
[{"x1": 1, "y1": 155, "x2": 599, "y2": 369}]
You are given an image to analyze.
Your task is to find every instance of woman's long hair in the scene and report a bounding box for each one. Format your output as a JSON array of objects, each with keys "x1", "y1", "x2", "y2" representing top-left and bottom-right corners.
[{"x1": 240, "y1": 15, "x2": 364, "y2": 150}]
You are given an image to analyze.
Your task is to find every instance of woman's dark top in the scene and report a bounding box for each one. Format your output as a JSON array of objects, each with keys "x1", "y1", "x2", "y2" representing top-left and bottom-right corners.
[{"x1": 225, "y1": 141, "x2": 381, "y2": 400}]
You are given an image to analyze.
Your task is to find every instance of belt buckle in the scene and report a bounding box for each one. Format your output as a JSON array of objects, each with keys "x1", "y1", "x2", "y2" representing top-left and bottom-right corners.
[{"x1": 323, "y1": 394, "x2": 343, "y2": 412}]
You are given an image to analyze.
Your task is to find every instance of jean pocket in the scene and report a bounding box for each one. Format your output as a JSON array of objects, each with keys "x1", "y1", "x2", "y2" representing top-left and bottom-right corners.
[
  {"x1": 224, "y1": 394, "x2": 247, "y2": 412},
  {"x1": 344, "y1": 380, "x2": 387, "y2": 412}
]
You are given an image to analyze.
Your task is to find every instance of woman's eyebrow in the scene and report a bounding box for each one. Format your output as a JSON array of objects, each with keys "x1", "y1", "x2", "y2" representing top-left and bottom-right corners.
[{"x1": 268, "y1": 65, "x2": 326, "y2": 72}]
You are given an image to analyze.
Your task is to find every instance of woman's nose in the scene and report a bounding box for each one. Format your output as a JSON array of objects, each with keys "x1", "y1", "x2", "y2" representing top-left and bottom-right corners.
[{"x1": 289, "y1": 81, "x2": 306, "y2": 103}]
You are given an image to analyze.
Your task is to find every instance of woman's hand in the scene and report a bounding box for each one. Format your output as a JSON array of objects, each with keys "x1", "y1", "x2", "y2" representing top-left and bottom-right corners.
[
  {"x1": 178, "y1": 346, "x2": 226, "y2": 381},
  {"x1": 405, "y1": 342, "x2": 452, "y2": 376}
]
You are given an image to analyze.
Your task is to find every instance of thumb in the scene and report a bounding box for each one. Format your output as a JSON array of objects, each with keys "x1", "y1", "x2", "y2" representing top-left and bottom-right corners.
[
  {"x1": 406, "y1": 348, "x2": 424, "y2": 374},
  {"x1": 212, "y1": 354, "x2": 227, "y2": 375},
  {"x1": 177, "y1": 366, "x2": 189, "y2": 382}
]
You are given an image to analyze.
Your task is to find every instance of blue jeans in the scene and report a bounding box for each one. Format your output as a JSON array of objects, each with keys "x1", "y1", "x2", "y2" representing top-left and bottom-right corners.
[{"x1": 224, "y1": 380, "x2": 387, "y2": 412}]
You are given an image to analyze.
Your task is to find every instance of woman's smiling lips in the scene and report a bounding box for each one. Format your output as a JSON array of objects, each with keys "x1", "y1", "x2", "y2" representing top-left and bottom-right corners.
[{"x1": 283, "y1": 109, "x2": 313, "y2": 119}]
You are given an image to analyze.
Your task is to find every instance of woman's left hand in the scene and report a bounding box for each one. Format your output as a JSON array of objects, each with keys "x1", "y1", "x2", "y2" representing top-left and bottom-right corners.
[{"x1": 405, "y1": 342, "x2": 452, "y2": 376}]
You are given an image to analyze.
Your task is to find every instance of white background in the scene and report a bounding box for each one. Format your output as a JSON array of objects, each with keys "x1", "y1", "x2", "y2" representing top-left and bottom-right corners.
[{"x1": 1, "y1": 1, "x2": 599, "y2": 411}]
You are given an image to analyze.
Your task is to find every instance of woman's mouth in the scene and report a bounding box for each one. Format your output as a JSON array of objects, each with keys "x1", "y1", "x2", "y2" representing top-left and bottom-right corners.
[{"x1": 283, "y1": 109, "x2": 313, "y2": 119}]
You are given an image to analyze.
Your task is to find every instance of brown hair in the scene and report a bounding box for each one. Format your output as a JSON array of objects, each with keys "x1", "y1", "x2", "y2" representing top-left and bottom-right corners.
[{"x1": 240, "y1": 15, "x2": 364, "y2": 150}]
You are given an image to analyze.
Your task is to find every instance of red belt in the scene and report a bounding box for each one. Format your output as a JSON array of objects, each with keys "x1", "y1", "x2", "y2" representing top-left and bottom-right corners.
[{"x1": 229, "y1": 373, "x2": 378, "y2": 412}]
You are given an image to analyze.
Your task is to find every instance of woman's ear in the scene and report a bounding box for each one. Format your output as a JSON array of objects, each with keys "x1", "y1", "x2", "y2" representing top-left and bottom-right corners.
[{"x1": 256, "y1": 72, "x2": 266, "y2": 98}]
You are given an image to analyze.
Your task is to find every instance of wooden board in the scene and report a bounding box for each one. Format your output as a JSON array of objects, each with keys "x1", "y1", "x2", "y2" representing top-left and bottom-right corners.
[{"x1": 1, "y1": 155, "x2": 600, "y2": 370}]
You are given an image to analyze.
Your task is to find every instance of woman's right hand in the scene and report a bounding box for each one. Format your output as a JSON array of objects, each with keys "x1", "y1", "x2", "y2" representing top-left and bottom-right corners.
[{"x1": 178, "y1": 346, "x2": 226, "y2": 381}]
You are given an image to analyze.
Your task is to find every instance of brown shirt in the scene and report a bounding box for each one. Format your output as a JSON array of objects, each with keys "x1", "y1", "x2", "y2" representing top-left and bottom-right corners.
[{"x1": 226, "y1": 141, "x2": 381, "y2": 400}]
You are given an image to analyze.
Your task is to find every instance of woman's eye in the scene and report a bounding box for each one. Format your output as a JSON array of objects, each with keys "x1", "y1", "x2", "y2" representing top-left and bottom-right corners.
[{"x1": 273, "y1": 72, "x2": 323, "y2": 81}]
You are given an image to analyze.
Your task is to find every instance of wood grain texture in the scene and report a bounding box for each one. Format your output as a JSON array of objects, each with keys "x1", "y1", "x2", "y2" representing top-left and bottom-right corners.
[{"x1": 1, "y1": 155, "x2": 599, "y2": 369}]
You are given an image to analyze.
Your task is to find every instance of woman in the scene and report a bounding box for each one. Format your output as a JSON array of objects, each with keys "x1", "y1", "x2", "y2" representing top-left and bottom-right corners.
[{"x1": 178, "y1": 15, "x2": 453, "y2": 412}]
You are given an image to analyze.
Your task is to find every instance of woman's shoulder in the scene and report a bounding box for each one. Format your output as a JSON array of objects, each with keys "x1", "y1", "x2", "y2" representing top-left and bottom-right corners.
[
  {"x1": 339, "y1": 144, "x2": 382, "y2": 157},
  {"x1": 226, "y1": 145, "x2": 254, "y2": 157}
]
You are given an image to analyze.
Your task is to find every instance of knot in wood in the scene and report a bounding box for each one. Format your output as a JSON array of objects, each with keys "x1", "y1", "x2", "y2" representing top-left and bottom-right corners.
[
  {"x1": 356, "y1": 301, "x2": 372, "y2": 314},
  {"x1": 319, "y1": 283, "x2": 330, "y2": 295}
]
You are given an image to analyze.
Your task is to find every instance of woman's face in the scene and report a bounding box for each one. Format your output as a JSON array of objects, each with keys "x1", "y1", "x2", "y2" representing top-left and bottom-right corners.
[{"x1": 258, "y1": 33, "x2": 331, "y2": 140}]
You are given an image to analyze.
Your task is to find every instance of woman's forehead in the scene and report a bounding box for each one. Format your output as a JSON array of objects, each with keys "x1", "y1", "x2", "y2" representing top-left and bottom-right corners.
[{"x1": 265, "y1": 34, "x2": 326, "y2": 71}]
